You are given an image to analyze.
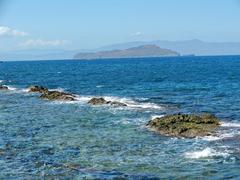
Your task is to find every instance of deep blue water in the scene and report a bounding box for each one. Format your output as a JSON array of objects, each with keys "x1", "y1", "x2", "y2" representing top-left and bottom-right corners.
[{"x1": 0, "y1": 56, "x2": 240, "y2": 179}]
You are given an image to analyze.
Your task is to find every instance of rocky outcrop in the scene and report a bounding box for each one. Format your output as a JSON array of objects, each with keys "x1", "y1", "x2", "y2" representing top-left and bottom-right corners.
[
  {"x1": 0, "y1": 85, "x2": 8, "y2": 90},
  {"x1": 88, "y1": 97, "x2": 107, "y2": 105},
  {"x1": 40, "y1": 90, "x2": 76, "y2": 101},
  {"x1": 28, "y1": 85, "x2": 76, "y2": 101},
  {"x1": 88, "y1": 97, "x2": 127, "y2": 107},
  {"x1": 28, "y1": 85, "x2": 48, "y2": 93},
  {"x1": 146, "y1": 113, "x2": 220, "y2": 138}
]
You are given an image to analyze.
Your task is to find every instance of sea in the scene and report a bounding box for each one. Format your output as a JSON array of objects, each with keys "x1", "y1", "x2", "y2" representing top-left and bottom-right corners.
[{"x1": 0, "y1": 56, "x2": 240, "y2": 179}]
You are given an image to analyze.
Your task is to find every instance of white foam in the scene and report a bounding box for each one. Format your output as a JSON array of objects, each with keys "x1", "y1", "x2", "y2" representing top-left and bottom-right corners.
[
  {"x1": 74, "y1": 95, "x2": 92, "y2": 102},
  {"x1": 221, "y1": 122, "x2": 240, "y2": 128},
  {"x1": 7, "y1": 86, "x2": 163, "y2": 110},
  {"x1": 0, "y1": 80, "x2": 3, "y2": 83},
  {"x1": 136, "y1": 97, "x2": 149, "y2": 101},
  {"x1": 128, "y1": 102, "x2": 163, "y2": 110},
  {"x1": 2, "y1": 85, "x2": 30, "y2": 93},
  {"x1": 50, "y1": 95, "x2": 164, "y2": 110},
  {"x1": 151, "y1": 115, "x2": 165, "y2": 120},
  {"x1": 19, "y1": 88, "x2": 29, "y2": 93},
  {"x1": 184, "y1": 147, "x2": 229, "y2": 159},
  {"x1": 201, "y1": 136, "x2": 221, "y2": 141},
  {"x1": 201, "y1": 129, "x2": 240, "y2": 141},
  {"x1": 5, "y1": 85, "x2": 17, "y2": 91},
  {"x1": 49, "y1": 95, "x2": 92, "y2": 105},
  {"x1": 103, "y1": 96, "x2": 164, "y2": 110},
  {"x1": 204, "y1": 131, "x2": 239, "y2": 141},
  {"x1": 49, "y1": 87, "x2": 65, "y2": 92},
  {"x1": 96, "y1": 85, "x2": 104, "y2": 88}
]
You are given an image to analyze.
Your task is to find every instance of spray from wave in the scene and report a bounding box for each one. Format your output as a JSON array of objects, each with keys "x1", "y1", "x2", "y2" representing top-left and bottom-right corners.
[
  {"x1": 50, "y1": 95, "x2": 164, "y2": 110},
  {"x1": 200, "y1": 121, "x2": 240, "y2": 141},
  {"x1": 0, "y1": 84, "x2": 167, "y2": 111},
  {"x1": 184, "y1": 147, "x2": 230, "y2": 159},
  {"x1": 221, "y1": 122, "x2": 240, "y2": 128}
]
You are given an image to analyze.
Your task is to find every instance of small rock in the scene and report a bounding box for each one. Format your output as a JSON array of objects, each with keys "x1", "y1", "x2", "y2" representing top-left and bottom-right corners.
[
  {"x1": 0, "y1": 85, "x2": 8, "y2": 90},
  {"x1": 28, "y1": 85, "x2": 48, "y2": 93},
  {"x1": 88, "y1": 97, "x2": 108, "y2": 105},
  {"x1": 88, "y1": 97, "x2": 127, "y2": 107},
  {"x1": 40, "y1": 90, "x2": 76, "y2": 101},
  {"x1": 108, "y1": 101, "x2": 127, "y2": 107}
]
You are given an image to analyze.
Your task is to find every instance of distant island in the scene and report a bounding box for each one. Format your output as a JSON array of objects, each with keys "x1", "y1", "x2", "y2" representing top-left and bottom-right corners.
[
  {"x1": 2, "y1": 40, "x2": 240, "y2": 61},
  {"x1": 73, "y1": 45, "x2": 179, "y2": 60}
]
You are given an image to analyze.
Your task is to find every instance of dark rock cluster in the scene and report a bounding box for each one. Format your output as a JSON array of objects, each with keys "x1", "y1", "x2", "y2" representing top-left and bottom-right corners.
[
  {"x1": 1, "y1": 84, "x2": 222, "y2": 138},
  {"x1": 88, "y1": 97, "x2": 127, "y2": 107},
  {"x1": 146, "y1": 113, "x2": 220, "y2": 138},
  {"x1": 28, "y1": 86, "x2": 76, "y2": 101}
]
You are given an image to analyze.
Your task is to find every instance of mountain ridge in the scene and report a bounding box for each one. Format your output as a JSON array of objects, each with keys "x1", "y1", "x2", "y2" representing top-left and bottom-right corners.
[
  {"x1": 73, "y1": 45, "x2": 179, "y2": 60},
  {"x1": 1, "y1": 39, "x2": 240, "y2": 60},
  {"x1": 97, "y1": 39, "x2": 240, "y2": 56}
]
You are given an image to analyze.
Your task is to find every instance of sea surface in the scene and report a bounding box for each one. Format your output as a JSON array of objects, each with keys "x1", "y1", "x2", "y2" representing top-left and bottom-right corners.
[{"x1": 0, "y1": 56, "x2": 240, "y2": 179}]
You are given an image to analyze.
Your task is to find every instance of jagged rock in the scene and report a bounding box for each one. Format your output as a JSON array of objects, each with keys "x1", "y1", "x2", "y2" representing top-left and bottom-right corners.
[
  {"x1": 28, "y1": 85, "x2": 48, "y2": 93},
  {"x1": 88, "y1": 97, "x2": 108, "y2": 105},
  {"x1": 28, "y1": 85, "x2": 76, "y2": 101},
  {"x1": 40, "y1": 91, "x2": 76, "y2": 101},
  {"x1": 0, "y1": 85, "x2": 8, "y2": 90},
  {"x1": 88, "y1": 97, "x2": 127, "y2": 107},
  {"x1": 146, "y1": 113, "x2": 220, "y2": 138}
]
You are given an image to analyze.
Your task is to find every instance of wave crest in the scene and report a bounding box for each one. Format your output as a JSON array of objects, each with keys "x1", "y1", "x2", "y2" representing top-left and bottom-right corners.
[{"x1": 184, "y1": 147, "x2": 229, "y2": 159}]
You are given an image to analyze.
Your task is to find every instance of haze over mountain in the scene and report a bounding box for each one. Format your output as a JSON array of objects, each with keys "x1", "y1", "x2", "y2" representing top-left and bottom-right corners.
[
  {"x1": 74, "y1": 45, "x2": 179, "y2": 60},
  {"x1": 1, "y1": 39, "x2": 240, "y2": 60},
  {"x1": 98, "y1": 39, "x2": 240, "y2": 56},
  {"x1": 0, "y1": 49, "x2": 80, "y2": 61}
]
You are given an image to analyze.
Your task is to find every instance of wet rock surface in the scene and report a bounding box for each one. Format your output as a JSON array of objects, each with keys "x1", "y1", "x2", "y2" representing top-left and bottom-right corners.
[
  {"x1": 28, "y1": 85, "x2": 48, "y2": 93},
  {"x1": 88, "y1": 97, "x2": 127, "y2": 107},
  {"x1": 40, "y1": 90, "x2": 76, "y2": 101},
  {"x1": 0, "y1": 85, "x2": 8, "y2": 90},
  {"x1": 146, "y1": 113, "x2": 220, "y2": 138},
  {"x1": 88, "y1": 97, "x2": 107, "y2": 105},
  {"x1": 28, "y1": 85, "x2": 76, "y2": 101}
]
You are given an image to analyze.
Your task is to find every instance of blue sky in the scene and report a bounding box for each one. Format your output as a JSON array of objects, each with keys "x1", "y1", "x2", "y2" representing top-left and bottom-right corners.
[{"x1": 0, "y1": 0, "x2": 240, "y2": 51}]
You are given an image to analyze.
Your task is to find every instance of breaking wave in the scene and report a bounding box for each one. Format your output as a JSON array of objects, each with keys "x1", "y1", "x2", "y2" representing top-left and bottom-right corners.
[
  {"x1": 221, "y1": 122, "x2": 240, "y2": 128},
  {"x1": 200, "y1": 121, "x2": 240, "y2": 141},
  {"x1": 51, "y1": 95, "x2": 165, "y2": 110},
  {"x1": 184, "y1": 147, "x2": 230, "y2": 159}
]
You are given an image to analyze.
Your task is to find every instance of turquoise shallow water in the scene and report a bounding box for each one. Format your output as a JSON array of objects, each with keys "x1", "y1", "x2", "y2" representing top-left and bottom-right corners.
[{"x1": 0, "y1": 56, "x2": 240, "y2": 179}]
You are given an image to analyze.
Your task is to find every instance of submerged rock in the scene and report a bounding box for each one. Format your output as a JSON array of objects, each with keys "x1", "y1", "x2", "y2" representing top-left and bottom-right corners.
[
  {"x1": 146, "y1": 113, "x2": 220, "y2": 138},
  {"x1": 108, "y1": 101, "x2": 127, "y2": 107},
  {"x1": 40, "y1": 90, "x2": 76, "y2": 101},
  {"x1": 0, "y1": 85, "x2": 8, "y2": 90},
  {"x1": 88, "y1": 97, "x2": 127, "y2": 107},
  {"x1": 28, "y1": 85, "x2": 48, "y2": 93}
]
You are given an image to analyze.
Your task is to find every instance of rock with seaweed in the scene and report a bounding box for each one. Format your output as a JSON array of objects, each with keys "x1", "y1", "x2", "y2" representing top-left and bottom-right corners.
[
  {"x1": 28, "y1": 85, "x2": 76, "y2": 101},
  {"x1": 28, "y1": 85, "x2": 48, "y2": 93},
  {"x1": 40, "y1": 90, "x2": 76, "y2": 101},
  {"x1": 146, "y1": 113, "x2": 220, "y2": 138}
]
